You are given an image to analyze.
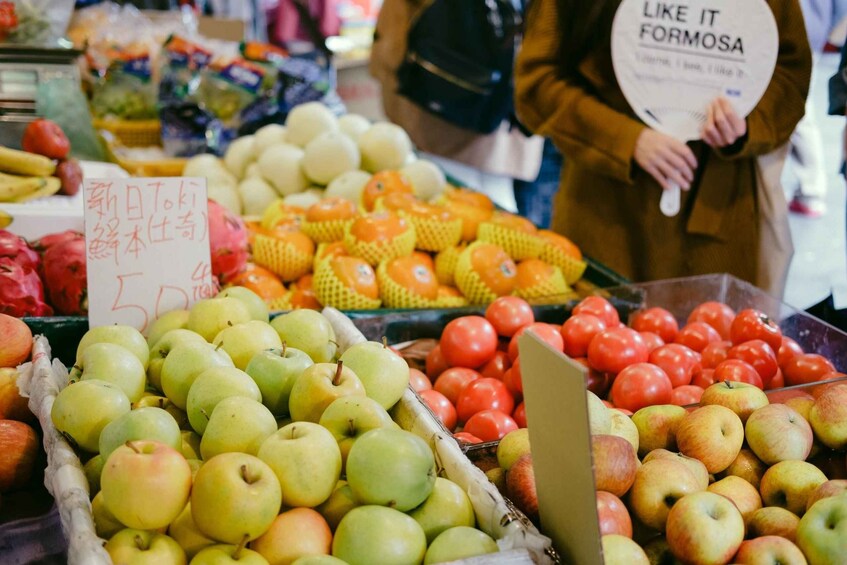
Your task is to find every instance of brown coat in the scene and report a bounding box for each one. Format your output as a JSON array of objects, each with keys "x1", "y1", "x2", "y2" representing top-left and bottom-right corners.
[{"x1": 515, "y1": 0, "x2": 812, "y2": 285}]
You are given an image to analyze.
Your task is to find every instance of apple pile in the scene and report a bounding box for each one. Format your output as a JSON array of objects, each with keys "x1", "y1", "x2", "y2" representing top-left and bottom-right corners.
[{"x1": 50, "y1": 291, "x2": 503, "y2": 564}]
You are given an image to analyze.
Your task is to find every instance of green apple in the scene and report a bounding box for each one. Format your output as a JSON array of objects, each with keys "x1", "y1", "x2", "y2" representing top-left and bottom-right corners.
[
  {"x1": 270, "y1": 310, "x2": 337, "y2": 363},
  {"x1": 102, "y1": 440, "x2": 192, "y2": 530},
  {"x1": 332, "y1": 506, "x2": 426, "y2": 565},
  {"x1": 292, "y1": 556, "x2": 347, "y2": 565},
  {"x1": 187, "y1": 458, "x2": 203, "y2": 480},
  {"x1": 77, "y1": 324, "x2": 150, "y2": 369},
  {"x1": 191, "y1": 543, "x2": 269, "y2": 565},
  {"x1": 99, "y1": 406, "x2": 182, "y2": 460},
  {"x1": 105, "y1": 529, "x2": 186, "y2": 565},
  {"x1": 257, "y1": 421, "x2": 342, "y2": 508},
  {"x1": 496, "y1": 428, "x2": 530, "y2": 471},
  {"x1": 316, "y1": 481, "x2": 359, "y2": 531},
  {"x1": 84, "y1": 454, "x2": 105, "y2": 496},
  {"x1": 212, "y1": 321, "x2": 283, "y2": 370},
  {"x1": 161, "y1": 343, "x2": 234, "y2": 410},
  {"x1": 338, "y1": 341, "x2": 409, "y2": 409},
  {"x1": 200, "y1": 397, "x2": 277, "y2": 459},
  {"x1": 147, "y1": 309, "x2": 191, "y2": 347},
  {"x1": 168, "y1": 502, "x2": 215, "y2": 560},
  {"x1": 133, "y1": 395, "x2": 189, "y2": 430},
  {"x1": 180, "y1": 430, "x2": 202, "y2": 459},
  {"x1": 217, "y1": 287, "x2": 269, "y2": 323},
  {"x1": 188, "y1": 297, "x2": 253, "y2": 342},
  {"x1": 485, "y1": 467, "x2": 506, "y2": 493},
  {"x1": 147, "y1": 329, "x2": 208, "y2": 391},
  {"x1": 408, "y1": 478, "x2": 475, "y2": 543},
  {"x1": 191, "y1": 452, "x2": 282, "y2": 544},
  {"x1": 51, "y1": 379, "x2": 130, "y2": 452},
  {"x1": 587, "y1": 390, "x2": 612, "y2": 435},
  {"x1": 245, "y1": 346, "x2": 313, "y2": 417},
  {"x1": 797, "y1": 494, "x2": 847, "y2": 563},
  {"x1": 288, "y1": 362, "x2": 366, "y2": 423},
  {"x1": 318, "y1": 396, "x2": 396, "y2": 467},
  {"x1": 423, "y1": 526, "x2": 498, "y2": 564},
  {"x1": 92, "y1": 491, "x2": 125, "y2": 539},
  {"x1": 71, "y1": 342, "x2": 146, "y2": 403},
  {"x1": 345, "y1": 428, "x2": 436, "y2": 512},
  {"x1": 186, "y1": 366, "x2": 261, "y2": 435}
]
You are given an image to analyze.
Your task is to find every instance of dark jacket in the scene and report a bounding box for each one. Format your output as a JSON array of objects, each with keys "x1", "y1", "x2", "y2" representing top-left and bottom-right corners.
[{"x1": 829, "y1": 41, "x2": 847, "y2": 115}]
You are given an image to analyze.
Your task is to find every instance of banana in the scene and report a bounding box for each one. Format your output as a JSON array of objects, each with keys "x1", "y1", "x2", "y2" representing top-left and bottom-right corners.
[
  {"x1": 0, "y1": 145, "x2": 56, "y2": 177},
  {"x1": 0, "y1": 210, "x2": 12, "y2": 228},
  {"x1": 0, "y1": 173, "x2": 49, "y2": 202},
  {"x1": 12, "y1": 177, "x2": 61, "y2": 203}
]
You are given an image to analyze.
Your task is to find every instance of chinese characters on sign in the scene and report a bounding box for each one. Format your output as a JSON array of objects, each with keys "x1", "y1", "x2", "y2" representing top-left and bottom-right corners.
[{"x1": 84, "y1": 177, "x2": 216, "y2": 332}]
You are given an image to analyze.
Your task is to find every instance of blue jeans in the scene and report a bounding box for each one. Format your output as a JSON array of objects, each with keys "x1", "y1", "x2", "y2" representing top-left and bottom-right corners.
[{"x1": 513, "y1": 139, "x2": 563, "y2": 229}]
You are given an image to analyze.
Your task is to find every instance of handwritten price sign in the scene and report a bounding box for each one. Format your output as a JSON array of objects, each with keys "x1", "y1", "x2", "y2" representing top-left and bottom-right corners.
[{"x1": 83, "y1": 177, "x2": 216, "y2": 333}]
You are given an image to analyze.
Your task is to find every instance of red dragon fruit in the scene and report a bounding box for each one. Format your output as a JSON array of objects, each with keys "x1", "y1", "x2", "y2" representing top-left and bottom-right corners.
[
  {"x1": 0, "y1": 258, "x2": 53, "y2": 317},
  {"x1": 42, "y1": 235, "x2": 88, "y2": 316},
  {"x1": 208, "y1": 199, "x2": 248, "y2": 284},
  {"x1": 0, "y1": 230, "x2": 40, "y2": 272},
  {"x1": 32, "y1": 230, "x2": 84, "y2": 254}
]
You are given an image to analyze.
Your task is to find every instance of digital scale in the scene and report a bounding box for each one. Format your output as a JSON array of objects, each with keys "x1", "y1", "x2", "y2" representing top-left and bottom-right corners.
[{"x1": 0, "y1": 45, "x2": 82, "y2": 149}]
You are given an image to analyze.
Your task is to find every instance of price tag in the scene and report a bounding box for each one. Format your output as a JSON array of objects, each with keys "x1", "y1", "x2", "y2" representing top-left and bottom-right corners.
[{"x1": 83, "y1": 177, "x2": 216, "y2": 333}]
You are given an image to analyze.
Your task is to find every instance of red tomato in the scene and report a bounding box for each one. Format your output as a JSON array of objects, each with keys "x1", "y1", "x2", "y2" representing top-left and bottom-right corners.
[
  {"x1": 674, "y1": 322, "x2": 722, "y2": 353},
  {"x1": 765, "y1": 368, "x2": 784, "y2": 391},
  {"x1": 485, "y1": 296, "x2": 535, "y2": 338},
  {"x1": 639, "y1": 332, "x2": 665, "y2": 353},
  {"x1": 426, "y1": 345, "x2": 450, "y2": 380},
  {"x1": 613, "y1": 408, "x2": 633, "y2": 417},
  {"x1": 727, "y1": 339, "x2": 778, "y2": 385},
  {"x1": 687, "y1": 302, "x2": 736, "y2": 339},
  {"x1": 561, "y1": 314, "x2": 608, "y2": 358},
  {"x1": 691, "y1": 367, "x2": 716, "y2": 389},
  {"x1": 22, "y1": 118, "x2": 70, "y2": 159},
  {"x1": 441, "y1": 316, "x2": 499, "y2": 369},
  {"x1": 630, "y1": 307, "x2": 679, "y2": 343},
  {"x1": 574, "y1": 358, "x2": 612, "y2": 398},
  {"x1": 587, "y1": 327, "x2": 649, "y2": 374},
  {"x1": 456, "y1": 378, "x2": 515, "y2": 423},
  {"x1": 609, "y1": 363, "x2": 673, "y2": 412},
  {"x1": 503, "y1": 358, "x2": 523, "y2": 395},
  {"x1": 671, "y1": 385, "x2": 705, "y2": 406},
  {"x1": 713, "y1": 359, "x2": 764, "y2": 389},
  {"x1": 462, "y1": 410, "x2": 519, "y2": 442},
  {"x1": 409, "y1": 368, "x2": 432, "y2": 392},
  {"x1": 513, "y1": 402, "x2": 527, "y2": 428},
  {"x1": 783, "y1": 354, "x2": 838, "y2": 387},
  {"x1": 777, "y1": 336, "x2": 804, "y2": 369},
  {"x1": 648, "y1": 343, "x2": 702, "y2": 388},
  {"x1": 730, "y1": 309, "x2": 782, "y2": 351},
  {"x1": 508, "y1": 322, "x2": 564, "y2": 361},
  {"x1": 701, "y1": 340, "x2": 732, "y2": 369},
  {"x1": 480, "y1": 351, "x2": 511, "y2": 381},
  {"x1": 434, "y1": 368, "x2": 481, "y2": 405},
  {"x1": 419, "y1": 389, "x2": 457, "y2": 430},
  {"x1": 573, "y1": 296, "x2": 620, "y2": 327},
  {"x1": 453, "y1": 432, "x2": 483, "y2": 444}
]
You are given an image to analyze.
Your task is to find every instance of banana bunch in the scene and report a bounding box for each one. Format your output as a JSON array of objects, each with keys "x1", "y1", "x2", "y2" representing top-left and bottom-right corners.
[{"x1": 0, "y1": 146, "x2": 61, "y2": 203}]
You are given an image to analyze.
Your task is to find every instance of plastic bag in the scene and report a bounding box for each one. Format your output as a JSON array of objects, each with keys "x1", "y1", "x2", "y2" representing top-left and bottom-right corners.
[
  {"x1": 0, "y1": 0, "x2": 74, "y2": 47},
  {"x1": 90, "y1": 48, "x2": 158, "y2": 120}
]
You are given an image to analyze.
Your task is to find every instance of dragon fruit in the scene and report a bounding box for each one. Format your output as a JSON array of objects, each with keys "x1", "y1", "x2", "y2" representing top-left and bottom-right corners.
[
  {"x1": 0, "y1": 230, "x2": 40, "y2": 272},
  {"x1": 32, "y1": 230, "x2": 84, "y2": 254},
  {"x1": 42, "y1": 235, "x2": 88, "y2": 316},
  {"x1": 0, "y1": 258, "x2": 53, "y2": 317},
  {"x1": 208, "y1": 199, "x2": 249, "y2": 284}
]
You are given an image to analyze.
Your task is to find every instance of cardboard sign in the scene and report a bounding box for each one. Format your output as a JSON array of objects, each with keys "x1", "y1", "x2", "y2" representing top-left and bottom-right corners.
[
  {"x1": 83, "y1": 177, "x2": 215, "y2": 333},
  {"x1": 518, "y1": 333, "x2": 603, "y2": 565}
]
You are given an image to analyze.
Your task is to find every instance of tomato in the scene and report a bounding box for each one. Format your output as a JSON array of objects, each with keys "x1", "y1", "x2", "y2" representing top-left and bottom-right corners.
[
  {"x1": 674, "y1": 322, "x2": 722, "y2": 353},
  {"x1": 426, "y1": 345, "x2": 450, "y2": 380},
  {"x1": 701, "y1": 340, "x2": 732, "y2": 369},
  {"x1": 613, "y1": 408, "x2": 633, "y2": 416},
  {"x1": 777, "y1": 336, "x2": 804, "y2": 369},
  {"x1": 419, "y1": 389, "x2": 457, "y2": 430},
  {"x1": 573, "y1": 296, "x2": 620, "y2": 327},
  {"x1": 434, "y1": 368, "x2": 481, "y2": 405},
  {"x1": 456, "y1": 378, "x2": 515, "y2": 423},
  {"x1": 783, "y1": 354, "x2": 837, "y2": 387},
  {"x1": 503, "y1": 358, "x2": 523, "y2": 395},
  {"x1": 462, "y1": 410, "x2": 519, "y2": 442},
  {"x1": 574, "y1": 358, "x2": 612, "y2": 397},
  {"x1": 485, "y1": 296, "x2": 535, "y2": 338},
  {"x1": 639, "y1": 332, "x2": 665, "y2": 353},
  {"x1": 560, "y1": 314, "x2": 607, "y2": 358},
  {"x1": 453, "y1": 432, "x2": 483, "y2": 444},
  {"x1": 480, "y1": 351, "x2": 511, "y2": 381},
  {"x1": 22, "y1": 118, "x2": 70, "y2": 159},
  {"x1": 630, "y1": 307, "x2": 679, "y2": 343},
  {"x1": 609, "y1": 363, "x2": 673, "y2": 412},
  {"x1": 730, "y1": 309, "x2": 782, "y2": 351},
  {"x1": 513, "y1": 402, "x2": 527, "y2": 428},
  {"x1": 671, "y1": 385, "x2": 705, "y2": 406},
  {"x1": 687, "y1": 302, "x2": 736, "y2": 340},
  {"x1": 508, "y1": 322, "x2": 564, "y2": 361},
  {"x1": 727, "y1": 339, "x2": 778, "y2": 385},
  {"x1": 691, "y1": 367, "x2": 716, "y2": 389},
  {"x1": 587, "y1": 327, "x2": 649, "y2": 374},
  {"x1": 648, "y1": 343, "x2": 702, "y2": 388},
  {"x1": 409, "y1": 368, "x2": 432, "y2": 393},
  {"x1": 765, "y1": 368, "x2": 784, "y2": 391},
  {"x1": 441, "y1": 316, "x2": 499, "y2": 369},
  {"x1": 713, "y1": 359, "x2": 764, "y2": 389}
]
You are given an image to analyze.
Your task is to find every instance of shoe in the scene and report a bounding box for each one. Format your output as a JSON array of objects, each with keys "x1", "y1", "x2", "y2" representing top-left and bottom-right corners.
[{"x1": 789, "y1": 195, "x2": 827, "y2": 218}]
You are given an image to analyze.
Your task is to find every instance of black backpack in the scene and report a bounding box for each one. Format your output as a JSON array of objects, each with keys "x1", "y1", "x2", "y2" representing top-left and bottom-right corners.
[{"x1": 396, "y1": 0, "x2": 523, "y2": 135}]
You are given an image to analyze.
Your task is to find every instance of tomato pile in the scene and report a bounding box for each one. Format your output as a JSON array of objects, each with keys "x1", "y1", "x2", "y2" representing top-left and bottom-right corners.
[{"x1": 414, "y1": 295, "x2": 844, "y2": 444}]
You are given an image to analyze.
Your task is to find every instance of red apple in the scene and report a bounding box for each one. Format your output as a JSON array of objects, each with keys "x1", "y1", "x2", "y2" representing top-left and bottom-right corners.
[
  {"x1": 628, "y1": 458, "x2": 701, "y2": 531},
  {"x1": 805, "y1": 479, "x2": 847, "y2": 513},
  {"x1": 699, "y1": 380, "x2": 769, "y2": 423},
  {"x1": 759, "y1": 460, "x2": 828, "y2": 516},
  {"x1": 0, "y1": 314, "x2": 32, "y2": 368},
  {"x1": 596, "y1": 491, "x2": 632, "y2": 538},
  {"x1": 592, "y1": 434, "x2": 638, "y2": 497},
  {"x1": 734, "y1": 536, "x2": 806, "y2": 565},
  {"x1": 745, "y1": 404, "x2": 813, "y2": 465},
  {"x1": 0, "y1": 369, "x2": 32, "y2": 422},
  {"x1": 707, "y1": 475, "x2": 762, "y2": 523},
  {"x1": 0, "y1": 419, "x2": 38, "y2": 491},
  {"x1": 808, "y1": 384, "x2": 847, "y2": 450},
  {"x1": 747, "y1": 506, "x2": 800, "y2": 542},
  {"x1": 666, "y1": 491, "x2": 744, "y2": 564},
  {"x1": 722, "y1": 448, "x2": 768, "y2": 491},
  {"x1": 506, "y1": 454, "x2": 538, "y2": 524},
  {"x1": 675, "y1": 405, "x2": 744, "y2": 474}
]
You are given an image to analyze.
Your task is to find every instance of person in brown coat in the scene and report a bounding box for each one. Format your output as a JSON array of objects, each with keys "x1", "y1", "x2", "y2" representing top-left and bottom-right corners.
[{"x1": 515, "y1": 0, "x2": 812, "y2": 289}]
